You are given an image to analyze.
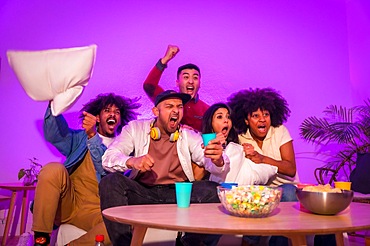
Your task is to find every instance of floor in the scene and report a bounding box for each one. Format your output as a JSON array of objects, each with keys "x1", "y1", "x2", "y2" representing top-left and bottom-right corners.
[{"x1": 1, "y1": 234, "x2": 368, "y2": 246}]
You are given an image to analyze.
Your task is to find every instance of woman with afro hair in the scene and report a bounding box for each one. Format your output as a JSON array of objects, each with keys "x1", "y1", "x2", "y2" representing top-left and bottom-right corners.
[
  {"x1": 227, "y1": 87, "x2": 298, "y2": 199},
  {"x1": 227, "y1": 88, "x2": 300, "y2": 246}
]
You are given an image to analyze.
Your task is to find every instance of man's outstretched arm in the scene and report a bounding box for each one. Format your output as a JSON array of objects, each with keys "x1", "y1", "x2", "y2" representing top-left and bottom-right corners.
[{"x1": 143, "y1": 45, "x2": 179, "y2": 101}]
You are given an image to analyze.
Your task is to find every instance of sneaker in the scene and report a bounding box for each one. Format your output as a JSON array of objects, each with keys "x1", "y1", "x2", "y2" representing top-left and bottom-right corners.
[{"x1": 33, "y1": 231, "x2": 50, "y2": 246}]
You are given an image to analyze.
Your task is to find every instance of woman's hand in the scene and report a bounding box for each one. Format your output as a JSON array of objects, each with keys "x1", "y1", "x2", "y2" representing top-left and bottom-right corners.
[
  {"x1": 242, "y1": 143, "x2": 255, "y2": 155},
  {"x1": 204, "y1": 139, "x2": 224, "y2": 167},
  {"x1": 242, "y1": 141, "x2": 297, "y2": 177},
  {"x1": 243, "y1": 143, "x2": 264, "y2": 163},
  {"x1": 216, "y1": 132, "x2": 226, "y2": 147}
]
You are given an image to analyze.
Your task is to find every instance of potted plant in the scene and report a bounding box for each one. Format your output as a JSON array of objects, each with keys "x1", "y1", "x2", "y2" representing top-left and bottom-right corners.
[
  {"x1": 18, "y1": 157, "x2": 43, "y2": 186},
  {"x1": 299, "y1": 99, "x2": 370, "y2": 192}
]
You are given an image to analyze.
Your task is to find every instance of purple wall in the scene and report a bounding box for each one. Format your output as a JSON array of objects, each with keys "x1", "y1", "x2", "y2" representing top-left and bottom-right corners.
[{"x1": 0, "y1": 0, "x2": 369, "y2": 185}]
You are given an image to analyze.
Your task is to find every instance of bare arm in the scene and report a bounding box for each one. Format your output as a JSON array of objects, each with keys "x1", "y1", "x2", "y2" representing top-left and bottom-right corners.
[{"x1": 243, "y1": 141, "x2": 296, "y2": 177}]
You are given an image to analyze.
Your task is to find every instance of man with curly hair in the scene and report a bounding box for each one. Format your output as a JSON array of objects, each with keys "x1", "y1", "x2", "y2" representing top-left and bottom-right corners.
[{"x1": 32, "y1": 93, "x2": 141, "y2": 246}]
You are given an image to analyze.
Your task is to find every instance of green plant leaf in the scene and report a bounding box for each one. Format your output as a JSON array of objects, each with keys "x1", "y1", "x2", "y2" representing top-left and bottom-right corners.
[
  {"x1": 299, "y1": 117, "x2": 331, "y2": 143},
  {"x1": 18, "y1": 169, "x2": 26, "y2": 180},
  {"x1": 299, "y1": 99, "x2": 370, "y2": 174}
]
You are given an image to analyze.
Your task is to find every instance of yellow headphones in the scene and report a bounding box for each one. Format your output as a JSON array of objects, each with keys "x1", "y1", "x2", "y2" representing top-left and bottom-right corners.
[{"x1": 150, "y1": 121, "x2": 180, "y2": 142}]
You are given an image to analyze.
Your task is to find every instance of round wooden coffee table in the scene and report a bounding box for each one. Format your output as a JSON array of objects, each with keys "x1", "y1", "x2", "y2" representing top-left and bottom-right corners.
[{"x1": 103, "y1": 202, "x2": 370, "y2": 246}]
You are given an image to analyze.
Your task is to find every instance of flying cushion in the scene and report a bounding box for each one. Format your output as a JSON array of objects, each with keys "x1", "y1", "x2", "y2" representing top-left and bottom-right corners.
[{"x1": 7, "y1": 44, "x2": 97, "y2": 116}]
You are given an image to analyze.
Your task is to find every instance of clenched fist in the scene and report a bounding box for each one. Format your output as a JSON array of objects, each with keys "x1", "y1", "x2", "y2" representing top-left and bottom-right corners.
[
  {"x1": 161, "y1": 45, "x2": 180, "y2": 65},
  {"x1": 127, "y1": 154, "x2": 155, "y2": 172},
  {"x1": 82, "y1": 111, "x2": 97, "y2": 139},
  {"x1": 243, "y1": 143, "x2": 264, "y2": 163}
]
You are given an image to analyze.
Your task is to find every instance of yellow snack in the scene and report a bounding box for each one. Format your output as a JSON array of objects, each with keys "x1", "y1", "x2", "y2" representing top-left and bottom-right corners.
[{"x1": 302, "y1": 184, "x2": 342, "y2": 193}]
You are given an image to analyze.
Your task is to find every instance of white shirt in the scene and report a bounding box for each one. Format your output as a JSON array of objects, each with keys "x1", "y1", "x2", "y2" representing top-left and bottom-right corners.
[
  {"x1": 98, "y1": 133, "x2": 115, "y2": 148},
  {"x1": 102, "y1": 118, "x2": 230, "y2": 182},
  {"x1": 207, "y1": 142, "x2": 278, "y2": 185},
  {"x1": 238, "y1": 125, "x2": 299, "y2": 186}
]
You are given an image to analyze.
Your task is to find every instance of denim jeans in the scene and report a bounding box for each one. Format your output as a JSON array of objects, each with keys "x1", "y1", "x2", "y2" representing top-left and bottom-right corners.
[
  {"x1": 279, "y1": 183, "x2": 298, "y2": 202},
  {"x1": 99, "y1": 172, "x2": 220, "y2": 246}
]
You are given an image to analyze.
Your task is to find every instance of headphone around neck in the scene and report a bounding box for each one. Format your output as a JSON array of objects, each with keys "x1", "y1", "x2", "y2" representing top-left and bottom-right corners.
[{"x1": 150, "y1": 121, "x2": 180, "y2": 142}]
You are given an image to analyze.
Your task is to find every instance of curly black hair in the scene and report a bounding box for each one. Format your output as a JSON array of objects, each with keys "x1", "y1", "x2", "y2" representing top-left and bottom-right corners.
[
  {"x1": 202, "y1": 102, "x2": 239, "y2": 144},
  {"x1": 79, "y1": 93, "x2": 141, "y2": 133},
  {"x1": 227, "y1": 88, "x2": 290, "y2": 134}
]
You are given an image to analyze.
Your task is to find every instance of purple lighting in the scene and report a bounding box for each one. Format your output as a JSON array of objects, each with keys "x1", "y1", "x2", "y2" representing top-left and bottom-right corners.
[{"x1": 0, "y1": 0, "x2": 369, "y2": 186}]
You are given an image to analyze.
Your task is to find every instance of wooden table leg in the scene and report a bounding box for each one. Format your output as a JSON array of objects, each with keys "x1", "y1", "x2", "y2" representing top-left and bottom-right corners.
[
  {"x1": 1, "y1": 191, "x2": 17, "y2": 246},
  {"x1": 335, "y1": 232, "x2": 345, "y2": 246},
  {"x1": 20, "y1": 189, "x2": 29, "y2": 235},
  {"x1": 287, "y1": 234, "x2": 307, "y2": 246},
  {"x1": 365, "y1": 236, "x2": 370, "y2": 246},
  {"x1": 130, "y1": 225, "x2": 147, "y2": 246}
]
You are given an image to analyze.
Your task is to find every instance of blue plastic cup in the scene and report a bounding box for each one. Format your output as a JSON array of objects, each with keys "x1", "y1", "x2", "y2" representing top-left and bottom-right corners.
[
  {"x1": 202, "y1": 133, "x2": 217, "y2": 146},
  {"x1": 220, "y1": 182, "x2": 238, "y2": 189},
  {"x1": 175, "y1": 182, "x2": 193, "y2": 208}
]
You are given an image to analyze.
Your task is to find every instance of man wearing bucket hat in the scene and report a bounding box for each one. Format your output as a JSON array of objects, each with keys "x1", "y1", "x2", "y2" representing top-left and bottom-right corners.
[{"x1": 100, "y1": 90, "x2": 227, "y2": 246}]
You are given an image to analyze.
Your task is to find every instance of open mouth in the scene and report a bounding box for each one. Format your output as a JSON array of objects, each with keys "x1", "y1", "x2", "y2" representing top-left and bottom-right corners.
[
  {"x1": 169, "y1": 116, "x2": 178, "y2": 128},
  {"x1": 186, "y1": 85, "x2": 194, "y2": 92},
  {"x1": 221, "y1": 126, "x2": 229, "y2": 135},
  {"x1": 107, "y1": 118, "x2": 116, "y2": 126},
  {"x1": 257, "y1": 125, "x2": 267, "y2": 133}
]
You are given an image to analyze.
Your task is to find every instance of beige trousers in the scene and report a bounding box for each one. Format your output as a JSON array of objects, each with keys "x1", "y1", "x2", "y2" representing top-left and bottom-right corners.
[{"x1": 32, "y1": 153, "x2": 111, "y2": 245}]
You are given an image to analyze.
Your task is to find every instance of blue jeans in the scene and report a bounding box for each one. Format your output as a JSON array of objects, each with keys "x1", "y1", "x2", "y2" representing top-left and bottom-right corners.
[
  {"x1": 99, "y1": 173, "x2": 220, "y2": 246},
  {"x1": 279, "y1": 183, "x2": 298, "y2": 202}
]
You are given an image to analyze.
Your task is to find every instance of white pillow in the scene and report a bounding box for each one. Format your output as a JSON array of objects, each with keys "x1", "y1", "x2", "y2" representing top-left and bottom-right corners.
[{"x1": 7, "y1": 44, "x2": 97, "y2": 116}]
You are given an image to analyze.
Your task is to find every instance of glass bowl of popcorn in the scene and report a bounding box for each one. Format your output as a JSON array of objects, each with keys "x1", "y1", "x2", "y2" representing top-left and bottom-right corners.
[
  {"x1": 217, "y1": 185, "x2": 282, "y2": 218},
  {"x1": 296, "y1": 184, "x2": 354, "y2": 215}
]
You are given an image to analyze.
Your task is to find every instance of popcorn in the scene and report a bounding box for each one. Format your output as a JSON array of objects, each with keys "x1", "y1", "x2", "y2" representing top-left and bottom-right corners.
[{"x1": 218, "y1": 185, "x2": 282, "y2": 218}]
